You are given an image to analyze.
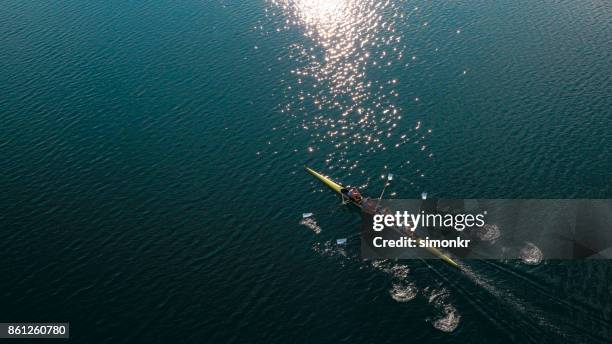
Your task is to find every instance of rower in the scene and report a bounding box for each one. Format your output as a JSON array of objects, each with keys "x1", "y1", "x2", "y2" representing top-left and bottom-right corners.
[{"x1": 347, "y1": 187, "x2": 363, "y2": 203}]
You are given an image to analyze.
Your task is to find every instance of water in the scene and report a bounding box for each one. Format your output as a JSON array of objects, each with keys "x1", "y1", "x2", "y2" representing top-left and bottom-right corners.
[{"x1": 1, "y1": 0, "x2": 611, "y2": 342}]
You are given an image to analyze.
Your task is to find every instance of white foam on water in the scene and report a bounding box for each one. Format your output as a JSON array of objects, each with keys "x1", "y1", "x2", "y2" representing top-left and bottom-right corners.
[
  {"x1": 477, "y1": 223, "x2": 501, "y2": 243},
  {"x1": 519, "y1": 242, "x2": 543, "y2": 265},
  {"x1": 432, "y1": 305, "x2": 461, "y2": 332},
  {"x1": 300, "y1": 217, "x2": 322, "y2": 234},
  {"x1": 388, "y1": 264, "x2": 410, "y2": 279},
  {"x1": 311, "y1": 240, "x2": 353, "y2": 266},
  {"x1": 370, "y1": 259, "x2": 389, "y2": 270},
  {"x1": 425, "y1": 287, "x2": 460, "y2": 332},
  {"x1": 370, "y1": 260, "x2": 411, "y2": 280},
  {"x1": 311, "y1": 241, "x2": 334, "y2": 256},
  {"x1": 370, "y1": 260, "x2": 418, "y2": 302},
  {"x1": 389, "y1": 282, "x2": 417, "y2": 302}
]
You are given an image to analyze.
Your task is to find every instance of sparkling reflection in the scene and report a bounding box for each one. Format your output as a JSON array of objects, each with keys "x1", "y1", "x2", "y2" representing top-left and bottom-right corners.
[{"x1": 267, "y1": 0, "x2": 432, "y2": 176}]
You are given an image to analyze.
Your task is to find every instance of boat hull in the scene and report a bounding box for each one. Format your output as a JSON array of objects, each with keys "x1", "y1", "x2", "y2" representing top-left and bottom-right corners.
[{"x1": 304, "y1": 166, "x2": 344, "y2": 194}]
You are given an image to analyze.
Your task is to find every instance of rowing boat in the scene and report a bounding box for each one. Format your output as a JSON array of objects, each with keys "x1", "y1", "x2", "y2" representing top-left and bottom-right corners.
[
  {"x1": 305, "y1": 166, "x2": 461, "y2": 269},
  {"x1": 304, "y1": 166, "x2": 344, "y2": 195},
  {"x1": 304, "y1": 166, "x2": 364, "y2": 206}
]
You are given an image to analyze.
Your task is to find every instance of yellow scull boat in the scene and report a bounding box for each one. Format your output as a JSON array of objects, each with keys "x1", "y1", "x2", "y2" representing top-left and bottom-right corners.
[{"x1": 305, "y1": 166, "x2": 461, "y2": 269}]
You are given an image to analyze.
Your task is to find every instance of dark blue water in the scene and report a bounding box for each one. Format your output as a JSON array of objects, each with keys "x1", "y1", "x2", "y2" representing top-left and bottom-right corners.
[{"x1": 1, "y1": 0, "x2": 611, "y2": 343}]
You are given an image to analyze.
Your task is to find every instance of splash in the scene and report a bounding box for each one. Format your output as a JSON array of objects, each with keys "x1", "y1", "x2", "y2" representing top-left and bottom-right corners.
[
  {"x1": 425, "y1": 287, "x2": 460, "y2": 332},
  {"x1": 519, "y1": 242, "x2": 543, "y2": 265},
  {"x1": 299, "y1": 217, "x2": 322, "y2": 234},
  {"x1": 370, "y1": 260, "x2": 418, "y2": 302},
  {"x1": 389, "y1": 282, "x2": 417, "y2": 302},
  {"x1": 432, "y1": 305, "x2": 460, "y2": 332},
  {"x1": 311, "y1": 240, "x2": 351, "y2": 264},
  {"x1": 476, "y1": 223, "x2": 501, "y2": 243},
  {"x1": 370, "y1": 260, "x2": 411, "y2": 280}
]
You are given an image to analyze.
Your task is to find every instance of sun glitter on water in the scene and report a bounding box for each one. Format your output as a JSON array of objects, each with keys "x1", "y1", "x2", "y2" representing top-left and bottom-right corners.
[{"x1": 266, "y1": 0, "x2": 433, "y2": 174}]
